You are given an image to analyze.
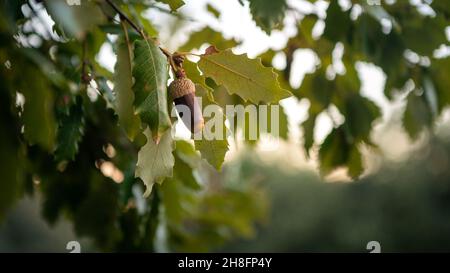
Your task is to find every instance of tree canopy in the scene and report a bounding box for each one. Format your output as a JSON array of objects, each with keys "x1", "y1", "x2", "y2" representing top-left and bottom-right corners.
[{"x1": 0, "y1": 0, "x2": 449, "y2": 252}]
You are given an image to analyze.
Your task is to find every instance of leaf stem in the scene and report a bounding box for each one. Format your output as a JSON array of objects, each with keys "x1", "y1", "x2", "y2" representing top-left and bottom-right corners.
[
  {"x1": 176, "y1": 51, "x2": 201, "y2": 57},
  {"x1": 104, "y1": 0, "x2": 181, "y2": 70},
  {"x1": 81, "y1": 39, "x2": 91, "y2": 84},
  {"x1": 105, "y1": 0, "x2": 144, "y2": 38},
  {"x1": 120, "y1": 20, "x2": 133, "y2": 70}
]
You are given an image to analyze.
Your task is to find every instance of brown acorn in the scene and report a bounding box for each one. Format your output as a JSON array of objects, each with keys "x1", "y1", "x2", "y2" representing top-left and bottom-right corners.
[{"x1": 169, "y1": 70, "x2": 204, "y2": 133}]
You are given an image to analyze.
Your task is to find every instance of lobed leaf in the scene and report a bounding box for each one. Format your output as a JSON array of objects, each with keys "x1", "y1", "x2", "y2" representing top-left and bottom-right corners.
[
  {"x1": 247, "y1": 0, "x2": 287, "y2": 34},
  {"x1": 194, "y1": 84, "x2": 229, "y2": 170},
  {"x1": 136, "y1": 128, "x2": 175, "y2": 197},
  {"x1": 198, "y1": 49, "x2": 291, "y2": 104},
  {"x1": 55, "y1": 99, "x2": 85, "y2": 162}
]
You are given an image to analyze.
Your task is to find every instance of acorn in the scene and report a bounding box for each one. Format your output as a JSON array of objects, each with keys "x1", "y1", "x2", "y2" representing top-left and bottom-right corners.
[{"x1": 169, "y1": 69, "x2": 204, "y2": 133}]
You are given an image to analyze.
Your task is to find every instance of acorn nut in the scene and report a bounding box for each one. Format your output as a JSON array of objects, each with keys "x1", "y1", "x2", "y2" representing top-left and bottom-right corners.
[{"x1": 169, "y1": 74, "x2": 204, "y2": 134}]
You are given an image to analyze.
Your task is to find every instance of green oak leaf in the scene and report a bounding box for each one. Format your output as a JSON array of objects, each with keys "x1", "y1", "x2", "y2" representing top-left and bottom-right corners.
[
  {"x1": 160, "y1": 177, "x2": 190, "y2": 226},
  {"x1": 323, "y1": 0, "x2": 352, "y2": 43},
  {"x1": 198, "y1": 49, "x2": 291, "y2": 104},
  {"x1": 55, "y1": 99, "x2": 85, "y2": 162},
  {"x1": 194, "y1": 84, "x2": 229, "y2": 170},
  {"x1": 183, "y1": 60, "x2": 209, "y2": 88},
  {"x1": 133, "y1": 39, "x2": 171, "y2": 141},
  {"x1": 342, "y1": 94, "x2": 381, "y2": 141},
  {"x1": 136, "y1": 128, "x2": 175, "y2": 197},
  {"x1": 319, "y1": 127, "x2": 363, "y2": 178},
  {"x1": 175, "y1": 140, "x2": 202, "y2": 168},
  {"x1": 155, "y1": 0, "x2": 185, "y2": 11},
  {"x1": 114, "y1": 36, "x2": 141, "y2": 140},
  {"x1": 431, "y1": 0, "x2": 450, "y2": 16},
  {"x1": 402, "y1": 14, "x2": 447, "y2": 56},
  {"x1": 403, "y1": 92, "x2": 433, "y2": 140},
  {"x1": 298, "y1": 70, "x2": 333, "y2": 111},
  {"x1": 247, "y1": 0, "x2": 287, "y2": 34},
  {"x1": 302, "y1": 110, "x2": 318, "y2": 158},
  {"x1": 348, "y1": 145, "x2": 363, "y2": 178},
  {"x1": 430, "y1": 57, "x2": 450, "y2": 113},
  {"x1": 195, "y1": 136, "x2": 228, "y2": 171},
  {"x1": 179, "y1": 27, "x2": 239, "y2": 52}
]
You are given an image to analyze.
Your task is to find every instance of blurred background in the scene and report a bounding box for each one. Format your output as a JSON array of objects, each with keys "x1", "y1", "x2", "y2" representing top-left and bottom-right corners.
[{"x1": 1, "y1": 0, "x2": 450, "y2": 252}]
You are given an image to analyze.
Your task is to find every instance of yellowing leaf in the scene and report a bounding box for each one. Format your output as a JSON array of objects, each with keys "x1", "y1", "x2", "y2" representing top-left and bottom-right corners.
[
  {"x1": 114, "y1": 37, "x2": 141, "y2": 140},
  {"x1": 136, "y1": 128, "x2": 175, "y2": 197},
  {"x1": 133, "y1": 39, "x2": 171, "y2": 141},
  {"x1": 198, "y1": 49, "x2": 291, "y2": 104}
]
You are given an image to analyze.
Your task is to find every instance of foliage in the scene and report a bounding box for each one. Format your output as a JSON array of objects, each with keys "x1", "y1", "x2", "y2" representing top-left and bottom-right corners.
[
  {"x1": 0, "y1": 0, "x2": 448, "y2": 252},
  {"x1": 198, "y1": 49, "x2": 291, "y2": 103}
]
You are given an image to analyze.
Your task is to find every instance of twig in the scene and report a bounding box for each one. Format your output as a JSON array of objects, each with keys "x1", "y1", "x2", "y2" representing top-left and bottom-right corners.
[
  {"x1": 105, "y1": 0, "x2": 144, "y2": 38},
  {"x1": 104, "y1": 0, "x2": 176, "y2": 64},
  {"x1": 148, "y1": 4, "x2": 196, "y2": 22},
  {"x1": 81, "y1": 39, "x2": 91, "y2": 84},
  {"x1": 120, "y1": 20, "x2": 133, "y2": 68}
]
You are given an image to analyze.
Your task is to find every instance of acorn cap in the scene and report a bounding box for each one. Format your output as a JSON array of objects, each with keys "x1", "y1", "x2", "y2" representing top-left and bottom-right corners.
[{"x1": 169, "y1": 77, "x2": 195, "y2": 100}]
